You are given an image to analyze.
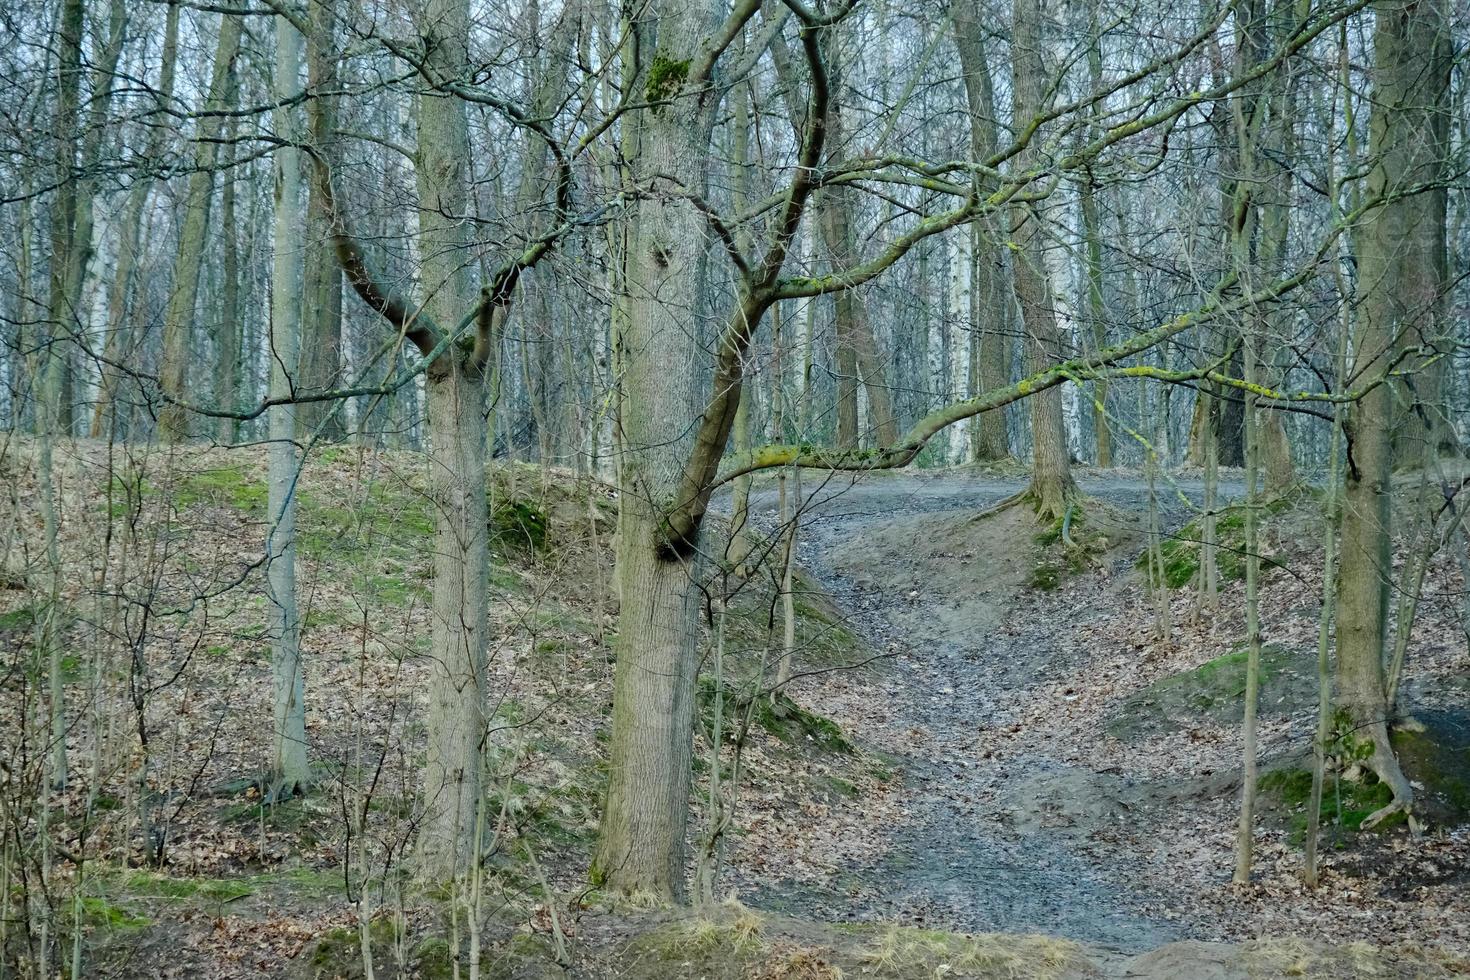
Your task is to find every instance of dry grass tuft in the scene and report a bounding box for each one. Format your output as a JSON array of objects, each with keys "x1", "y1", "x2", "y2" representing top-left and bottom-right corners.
[
  {"x1": 1243, "y1": 937, "x2": 1470, "y2": 978},
  {"x1": 859, "y1": 925, "x2": 1088, "y2": 979}
]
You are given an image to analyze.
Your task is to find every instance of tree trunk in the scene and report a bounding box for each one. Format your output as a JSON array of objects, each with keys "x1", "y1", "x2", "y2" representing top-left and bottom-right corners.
[
  {"x1": 49, "y1": 0, "x2": 128, "y2": 437},
  {"x1": 769, "y1": 30, "x2": 897, "y2": 450},
  {"x1": 1011, "y1": 0, "x2": 1077, "y2": 519},
  {"x1": 1335, "y1": 0, "x2": 1450, "y2": 825},
  {"x1": 595, "y1": 499, "x2": 702, "y2": 897},
  {"x1": 41, "y1": 0, "x2": 84, "y2": 439},
  {"x1": 36, "y1": 0, "x2": 88, "y2": 789},
  {"x1": 595, "y1": 7, "x2": 718, "y2": 899},
  {"x1": 157, "y1": 13, "x2": 243, "y2": 441},
  {"x1": 1234, "y1": 337, "x2": 1263, "y2": 883},
  {"x1": 418, "y1": 357, "x2": 491, "y2": 874},
  {"x1": 409, "y1": 0, "x2": 493, "y2": 879},
  {"x1": 215, "y1": 116, "x2": 242, "y2": 445},
  {"x1": 727, "y1": 57, "x2": 754, "y2": 563},
  {"x1": 296, "y1": 0, "x2": 346, "y2": 442},
  {"x1": 952, "y1": 0, "x2": 1013, "y2": 462},
  {"x1": 93, "y1": 0, "x2": 180, "y2": 440},
  {"x1": 1079, "y1": 0, "x2": 1111, "y2": 467},
  {"x1": 267, "y1": 12, "x2": 309, "y2": 798},
  {"x1": 818, "y1": 189, "x2": 899, "y2": 448}
]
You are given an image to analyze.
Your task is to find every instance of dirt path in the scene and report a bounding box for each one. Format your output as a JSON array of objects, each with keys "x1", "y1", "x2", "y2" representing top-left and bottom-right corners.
[{"x1": 743, "y1": 470, "x2": 1239, "y2": 952}]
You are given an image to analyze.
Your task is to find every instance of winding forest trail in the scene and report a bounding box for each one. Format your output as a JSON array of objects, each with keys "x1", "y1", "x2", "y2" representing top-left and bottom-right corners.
[{"x1": 745, "y1": 470, "x2": 1240, "y2": 953}]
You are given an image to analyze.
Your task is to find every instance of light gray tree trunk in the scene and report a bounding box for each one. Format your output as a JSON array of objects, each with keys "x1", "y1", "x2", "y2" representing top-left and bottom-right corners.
[
  {"x1": 1234, "y1": 336, "x2": 1263, "y2": 883},
  {"x1": 215, "y1": 114, "x2": 242, "y2": 444},
  {"x1": 37, "y1": 0, "x2": 86, "y2": 790},
  {"x1": 267, "y1": 13, "x2": 308, "y2": 798},
  {"x1": 419, "y1": 357, "x2": 490, "y2": 875}
]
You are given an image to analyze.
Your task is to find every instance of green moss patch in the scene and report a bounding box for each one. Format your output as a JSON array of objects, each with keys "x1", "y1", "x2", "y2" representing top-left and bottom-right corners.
[
  {"x1": 492, "y1": 498, "x2": 549, "y2": 552},
  {"x1": 1107, "y1": 644, "x2": 1314, "y2": 740},
  {"x1": 1259, "y1": 767, "x2": 1400, "y2": 843},
  {"x1": 1140, "y1": 487, "x2": 1310, "y2": 590},
  {"x1": 78, "y1": 896, "x2": 151, "y2": 932},
  {"x1": 0, "y1": 604, "x2": 38, "y2": 632},
  {"x1": 175, "y1": 464, "x2": 268, "y2": 514},
  {"x1": 621, "y1": 912, "x2": 1090, "y2": 980},
  {"x1": 1025, "y1": 502, "x2": 1118, "y2": 591},
  {"x1": 116, "y1": 871, "x2": 254, "y2": 903},
  {"x1": 722, "y1": 569, "x2": 866, "y2": 671}
]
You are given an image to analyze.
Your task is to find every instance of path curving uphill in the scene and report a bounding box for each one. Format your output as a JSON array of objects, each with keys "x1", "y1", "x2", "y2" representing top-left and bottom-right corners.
[{"x1": 743, "y1": 470, "x2": 1239, "y2": 953}]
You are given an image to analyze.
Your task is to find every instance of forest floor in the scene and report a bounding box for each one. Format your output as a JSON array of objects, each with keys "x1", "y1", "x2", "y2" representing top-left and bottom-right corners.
[{"x1": 4, "y1": 440, "x2": 1468, "y2": 978}]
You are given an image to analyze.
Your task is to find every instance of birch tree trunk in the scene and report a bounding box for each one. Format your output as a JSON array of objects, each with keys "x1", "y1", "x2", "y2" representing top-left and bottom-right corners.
[{"x1": 157, "y1": 13, "x2": 243, "y2": 441}]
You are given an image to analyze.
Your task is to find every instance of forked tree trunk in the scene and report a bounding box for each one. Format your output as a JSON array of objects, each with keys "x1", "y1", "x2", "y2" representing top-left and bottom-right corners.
[{"x1": 157, "y1": 13, "x2": 243, "y2": 441}]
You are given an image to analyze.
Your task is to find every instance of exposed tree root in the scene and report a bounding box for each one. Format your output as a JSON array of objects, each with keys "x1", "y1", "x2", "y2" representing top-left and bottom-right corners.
[
  {"x1": 1358, "y1": 719, "x2": 1420, "y2": 835},
  {"x1": 966, "y1": 489, "x2": 1027, "y2": 522},
  {"x1": 1025, "y1": 477, "x2": 1082, "y2": 525}
]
